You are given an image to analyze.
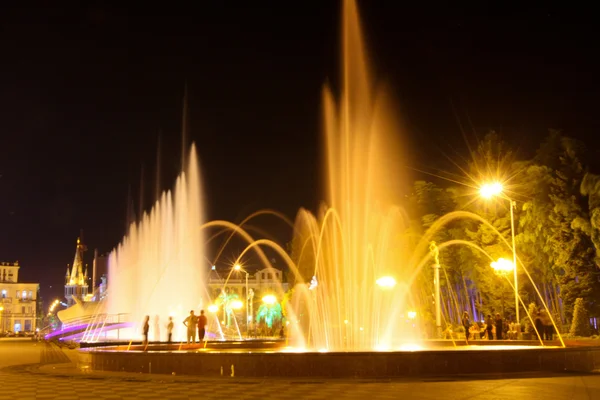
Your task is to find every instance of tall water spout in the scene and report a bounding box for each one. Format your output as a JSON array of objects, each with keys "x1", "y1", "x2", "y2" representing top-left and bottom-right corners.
[
  {"x1": 106, "y1": 145, "x2": 206, "y2": 341},
  {"x1": 289, "y1": 0, "x2": 415, "y2": 351}
]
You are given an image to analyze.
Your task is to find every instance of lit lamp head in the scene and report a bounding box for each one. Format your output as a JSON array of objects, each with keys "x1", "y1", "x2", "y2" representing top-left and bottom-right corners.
[
  {"x1": 234, "y1": 264, "x2": 241, "y2": 271},
  {"x1": 480, "y1": 182, "x2": 503, "y2": 199},
  {"x1": 207, "y1": 304, "x2": 219, "y2": 313},
  {"x1": 407, "y1": 311, "x2": 417, "y2": 320},
  {"x1": 376, "y1": 276, "x2": 397, "y2": 289},
  {"x1": 231, "y1": 300, "x2": 243, "y2": 310},
  {"x1": 490, "y1": 258, "x2": 515, "y2": 276},
  {"x1": 262, "y1": 294, "x2": 277, "y2": 305}
]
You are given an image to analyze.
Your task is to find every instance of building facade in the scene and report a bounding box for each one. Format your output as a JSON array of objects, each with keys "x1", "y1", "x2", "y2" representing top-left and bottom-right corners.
[
  {"x1": 0, "y1": 261, "x2": 40, "y2": 333},
  {"x1": 207, "y1": 266, "x2": 288, "y2": 320}
]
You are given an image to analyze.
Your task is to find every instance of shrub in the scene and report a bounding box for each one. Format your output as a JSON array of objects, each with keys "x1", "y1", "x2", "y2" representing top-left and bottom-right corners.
[{"x1": 569, "y1": 298, "x2": 591, "y2": 337}]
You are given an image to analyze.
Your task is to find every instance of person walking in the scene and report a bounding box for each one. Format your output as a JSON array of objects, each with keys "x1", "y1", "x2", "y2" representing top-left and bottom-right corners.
[
  {"x1": 197, "y1": 310, "x2": 207, "y2": 341},
  {"x1": 142, "y1": 315, "x2": 150, "y2": 350},
  {"x1": 167, "y1": 316, "x2": 174, "y2": 344},
  {"x1": 183, "y1": 310, "x2": 198, "y2": 344},
  {"x1": 462, "y1": 311, "x2": 471, "y2": 344}
]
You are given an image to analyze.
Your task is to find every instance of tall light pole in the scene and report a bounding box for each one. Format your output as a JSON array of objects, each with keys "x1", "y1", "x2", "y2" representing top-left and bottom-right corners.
[
  {"x1": 234, "y1": 264, "x2": 250, "y2": 339},
  {"x1": 480, "y1": 182, "x2": 519, "y2": 323}
]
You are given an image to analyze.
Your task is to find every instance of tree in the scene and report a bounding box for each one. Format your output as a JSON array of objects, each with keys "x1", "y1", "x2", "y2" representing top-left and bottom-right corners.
[
  {"x1": 256, "y1": 302, "x2": 282, "y2": 329},
  {"x1": 569, "y1": 298, "x2": 591, "y2": 337}
]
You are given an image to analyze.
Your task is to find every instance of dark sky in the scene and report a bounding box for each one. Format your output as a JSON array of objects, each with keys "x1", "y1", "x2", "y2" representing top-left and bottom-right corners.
[{"x1": 1, "y1": 2, "x2": 598, "y2": 304}]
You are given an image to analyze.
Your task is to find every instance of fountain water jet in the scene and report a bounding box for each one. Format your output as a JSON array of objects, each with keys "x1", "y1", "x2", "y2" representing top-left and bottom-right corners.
[
  {"x1": 105, "y1": 145, "x2": 207, "y2": 342},
  {"x1": 285, "y1": 0, "x2": 416, "y2": 351}
]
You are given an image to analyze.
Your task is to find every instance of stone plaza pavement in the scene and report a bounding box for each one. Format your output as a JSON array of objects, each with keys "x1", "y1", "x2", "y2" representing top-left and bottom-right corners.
[{"x1": 1, "y1": 340, "x2": 600, "y2": 399}]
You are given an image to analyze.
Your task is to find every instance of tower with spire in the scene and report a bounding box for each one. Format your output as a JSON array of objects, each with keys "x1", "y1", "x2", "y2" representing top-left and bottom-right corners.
[{"x1": 64, "y1": 234, "x2": 89, "y2": 306}]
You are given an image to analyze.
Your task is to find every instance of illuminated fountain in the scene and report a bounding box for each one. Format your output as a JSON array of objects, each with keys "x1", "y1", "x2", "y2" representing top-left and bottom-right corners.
[
  {"x1": 78, "y1": 0, "x2": 563, "y2": 352},
  {"x1": 104, "y1": 145, "x2": 207, "y2": 341}
]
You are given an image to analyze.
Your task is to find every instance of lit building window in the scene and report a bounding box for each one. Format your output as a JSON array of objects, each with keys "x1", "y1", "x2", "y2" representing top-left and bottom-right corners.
[
  {"x1": 22, "y1": 290, "x2": 26, "y2": 299},
  {"x1": 1, "y1": 290, "x2": 5, "y2": 298}
]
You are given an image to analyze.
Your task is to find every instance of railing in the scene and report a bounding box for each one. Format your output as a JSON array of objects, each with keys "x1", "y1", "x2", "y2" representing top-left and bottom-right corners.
[{"x1": 61, "y1": 313, "x2": 130, "y2": 329}]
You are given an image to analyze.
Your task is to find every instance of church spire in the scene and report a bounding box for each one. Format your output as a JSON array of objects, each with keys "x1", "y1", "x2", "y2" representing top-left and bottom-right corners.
[{"x1": 69, "y1": 235, "x2": 87, "y2": 286}]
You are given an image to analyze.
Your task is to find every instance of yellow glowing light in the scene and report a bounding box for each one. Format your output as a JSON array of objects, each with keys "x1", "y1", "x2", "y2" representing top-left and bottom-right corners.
[
  {"x1": 0, "y1": 306, "x2": 3, "y2": 311},
  {"x1": 231, "y1": 300, "x2": 243, "y2": 310},
  {"x1": 480, "y1": 182, "x2": 503, "y2": 199},
  {"x1": 398, "y1": 343, "x2": 422, "y2": 352},
  {"x1": 234, "y1": 264, "x2": 241, "y2": 271},
  {"x1": 207, "y1": 304, "x2": 219, "y2": 313},
  {"x1": 376, "y1": 276, "x2": 396, "y2": 288},
  {"x1": 344, "y1": 319, "x2": 349, "y2": 324},
  {"x1": 262, "y1": 294, "x2": 276, "y2": 305},
  {"x1": 490, "y1": 258, "x2": 515, "y2": 273},
  {"x1": 318, "y1": 348, "x2": 329, "y2": 353},
  {"x1": 407, "y1": 311, "x2": 417, "y2": 320},
  {"x1": 374, "y1": 344, "x2": 391, "y2": 351}
]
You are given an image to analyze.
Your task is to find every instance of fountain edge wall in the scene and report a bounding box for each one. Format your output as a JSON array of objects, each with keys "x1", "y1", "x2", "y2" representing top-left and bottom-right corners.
[{"x1": 80, "y1": 347, "x2": 600, "y2": 378}]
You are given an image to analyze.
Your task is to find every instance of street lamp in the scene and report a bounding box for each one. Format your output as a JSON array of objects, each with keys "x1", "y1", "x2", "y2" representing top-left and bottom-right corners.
[
  {"x1": 480, "y1": 182, "x2": 519, "y2": 323},
  {"x1": 375, "y1": 276, "x2": 397, "y2": 289},
  {"x1": 490, "y1": 258, "x2": 515, "y2": 321},
  {"x1": 262, "y1": 294, "x2": 277, "y2": 305},
  {"x1": 207, "y1": 304, "x2": 219, "y2": 313}
]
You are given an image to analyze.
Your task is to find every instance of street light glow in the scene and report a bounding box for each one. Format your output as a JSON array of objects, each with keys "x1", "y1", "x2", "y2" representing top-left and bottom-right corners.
[
  {"x1": 376, "y1": 276, "x2": 396, "y2": 288},
  {"x1": 480, "y1": 182, "x2": 503, "y2": 199},
  {"x1": 207, "y1": 304, "x2": 219, "y2": 313},
  {"x1": 234, "y1": 264, "x2": 241, "y2": 271},
  {"x1": 262, "y1": 294, "x2": 277, "y2": 305},
  {"x1": 490, "y1": 258, "x2": 515, "y2": 274},
  {"x1": 407, "y1": 311, "x2": 417, "y2": 320},
  {"x1": 231, "y1": 300, "x2": 243, "y2": 310}
]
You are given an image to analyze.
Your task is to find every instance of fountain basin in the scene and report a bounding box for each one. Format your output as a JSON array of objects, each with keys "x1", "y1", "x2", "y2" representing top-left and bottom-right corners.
[{"x1": 79, "y1": 342, "x2": 600, "y2": 378}]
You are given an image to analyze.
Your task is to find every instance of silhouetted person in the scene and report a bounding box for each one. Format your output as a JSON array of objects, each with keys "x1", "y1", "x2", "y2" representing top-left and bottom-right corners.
[
  {"x1": 486, "y1": 314, "x2": 493, "y2": 339},
  {"x1": 534, "y1": 312, "x2": 544, "y2": 340},
  {"x1": 495, "y1": 313, "x2": 503, "y2": 340},
  {"x1": 462, "y1": 311, "x2": 471, "y2": 343},
  {"x1": 167, "y1": 316, "x2": 174, "y2": 343},
  {"x1": 197, "y1": 310, "x2": 207, "y2": 341},
  {"x1": 142, "y1": 315, "x2": 150, "y2": 350},
  {"x1": 183, "y1": 310, "x2": 197, "y2": 344}
]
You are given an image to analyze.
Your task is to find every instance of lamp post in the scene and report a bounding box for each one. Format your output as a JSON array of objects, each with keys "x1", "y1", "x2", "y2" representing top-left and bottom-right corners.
[
  {"x1": 480, "y1": 183, "x2": 519, "y2": 323},
  {"x1": 234, "y1": 264, "x2": 250, "y2": 339}
]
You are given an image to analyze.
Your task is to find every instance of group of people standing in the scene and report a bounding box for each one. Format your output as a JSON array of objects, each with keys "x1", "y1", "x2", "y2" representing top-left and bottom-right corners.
[
  {"x1": 141, "y1": 310, "x2": 208, "y2": 347},
  {"x1": 461, "y1": 311, "x2": 512, "y2": 342},
  {"x1": 183, "y1": 310, "x2": 208, "y2": 344}
]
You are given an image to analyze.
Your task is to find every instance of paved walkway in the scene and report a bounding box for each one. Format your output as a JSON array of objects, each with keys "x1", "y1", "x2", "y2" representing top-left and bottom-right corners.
[{"x1": 1, "y1": 340, "x2": 600, "y2": 399}]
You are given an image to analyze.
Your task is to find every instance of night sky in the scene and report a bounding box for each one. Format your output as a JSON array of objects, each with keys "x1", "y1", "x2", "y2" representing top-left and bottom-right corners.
[{"x1": 1, "y1": 3, "x2": 598, "y2": 305}]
